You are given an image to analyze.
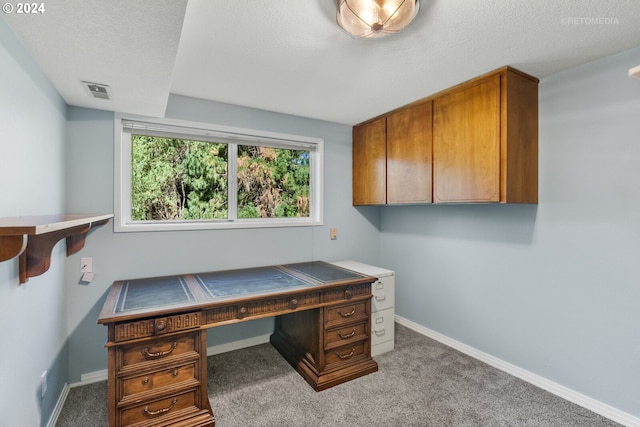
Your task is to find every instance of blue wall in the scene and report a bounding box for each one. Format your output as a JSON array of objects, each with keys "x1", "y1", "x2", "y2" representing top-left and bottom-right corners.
[
  {"x1": 0, "y1": 17, "x2": 69, "y2": 427},
  {"x1": 380, "y1": 46, "x2": 640, "y2": 417}
]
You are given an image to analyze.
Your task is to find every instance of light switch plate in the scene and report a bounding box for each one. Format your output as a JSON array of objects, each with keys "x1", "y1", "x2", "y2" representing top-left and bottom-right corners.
[{"x1": 80, "y1": 257, "x2": 92, "y2": 273}]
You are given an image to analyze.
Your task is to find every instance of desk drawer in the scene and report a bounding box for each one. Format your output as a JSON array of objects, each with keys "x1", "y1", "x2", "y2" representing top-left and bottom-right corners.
[
  {"x1": 120, "y1": 334, "x2": 196, "y2": 368},
  {"x1": 324, "y1": 341, "x2": 367, "y2": 368},
  {"x1": 114, "y1": 312, "x2": 200, "y2": 342},
  {"x1": 325, "y1": 321, "x2": 368, "y2": 351},
  {"x1": 119, "y1": 389, "x2": 198, "y2": 426},
  {"x1": 325, "y1": 302, "x2": 368, "y2": 328},
  {"x1": 122, "y1": 363, "x2": 197, "y2": 399}
]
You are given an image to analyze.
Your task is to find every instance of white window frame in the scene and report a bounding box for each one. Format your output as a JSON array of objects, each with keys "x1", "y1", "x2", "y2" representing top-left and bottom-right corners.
[{"x1": 114, "y1": 114, "x2": 324, "y2": 232}]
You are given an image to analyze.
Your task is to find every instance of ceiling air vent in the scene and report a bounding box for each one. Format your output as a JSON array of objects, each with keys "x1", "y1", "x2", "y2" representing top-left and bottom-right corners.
[
  {"x1": 83, "y1": 81, "x2": 112, "y2": 100},
  {"x1": 629, "y1": 65, "x2": 640, "y2": 80}
]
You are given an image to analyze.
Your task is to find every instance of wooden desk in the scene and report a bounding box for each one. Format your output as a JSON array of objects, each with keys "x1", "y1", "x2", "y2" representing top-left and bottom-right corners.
[{"x1": 98, "y1": 261, "x2": 379, "y2": 427}]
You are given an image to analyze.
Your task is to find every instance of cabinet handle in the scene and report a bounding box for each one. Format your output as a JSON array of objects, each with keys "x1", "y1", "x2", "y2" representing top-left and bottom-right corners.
[
  {"x1": 337, "y1": 307, "x2": 356, "y2": 317},
  {"x1": 142, "y1": 377, "x2": 150, "y2": 385},
  {"x1": 337, "y1": 328, "x2": 356, "y2": 339},
  {"x1": 172, "y1": 369, "x2": 179, "y2": 377},
  {"x1": 374, "y1": 328, "x2": 386, "y2": 336},
  {"x1": 336, "y1": 348, "x2": 355, "y2": 359},
  {"x1": 142, "y1": 341, "x2": 177, "y2": 359},
  {"x1": 144, "y1": 398, "x2": 177, "y2": 416},
  {"x1": 375, "y1": 294, "x2": 386, "y2": 301}
]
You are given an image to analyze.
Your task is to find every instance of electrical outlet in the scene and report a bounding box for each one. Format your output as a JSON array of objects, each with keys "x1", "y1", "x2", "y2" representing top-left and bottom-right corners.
[
  {"x1": 80, "y1": 257, "x2": 92, "y2": 273},
  {"x1": 330, "y1": 228, "x2": 338, "y2": 240},
  {"x1": 40, "y1": 371, "x2": 47, "y2": 399}
]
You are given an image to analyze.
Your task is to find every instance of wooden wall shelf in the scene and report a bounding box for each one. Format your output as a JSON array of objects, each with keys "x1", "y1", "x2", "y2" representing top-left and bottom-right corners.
[{"x1": 0, "y1": 213, "x2": 113, "y2": 284}]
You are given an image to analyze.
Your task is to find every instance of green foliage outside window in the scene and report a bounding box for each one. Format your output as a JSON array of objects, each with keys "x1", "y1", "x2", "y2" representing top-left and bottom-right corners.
[
  {"x1": 237, "y1": 145, "x2": 310, "y2": 219},
  {"x1": 131, "y1": 135, "x2": 310, "y2": 221}
]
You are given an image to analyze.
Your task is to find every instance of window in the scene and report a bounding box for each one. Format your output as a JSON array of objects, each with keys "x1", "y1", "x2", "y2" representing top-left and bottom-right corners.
[{"x1": 115, "y1": 115, "x2": 323, "y2": 232}]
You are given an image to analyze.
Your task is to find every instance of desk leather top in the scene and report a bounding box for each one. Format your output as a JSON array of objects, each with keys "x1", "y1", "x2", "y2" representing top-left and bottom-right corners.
[{"x1": 99, "y1": 261, "x2": 371, "y2": 322}]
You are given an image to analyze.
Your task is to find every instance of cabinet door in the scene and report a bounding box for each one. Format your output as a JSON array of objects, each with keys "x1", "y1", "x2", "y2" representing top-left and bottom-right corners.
[
  {"x1": 386, "y1": 102, "x2": 433, "y2": 204},
  {"x1": 353, "y1": 118, "x2": 386, "y2": 205},
  {"x1": 433, "y1": 74, "x2": 501, "y2": 203}
]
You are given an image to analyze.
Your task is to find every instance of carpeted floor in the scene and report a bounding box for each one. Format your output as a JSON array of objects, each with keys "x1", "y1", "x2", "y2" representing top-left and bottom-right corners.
[{"x1": 55, "y1": 323, "x2": 620, "y2": 426}]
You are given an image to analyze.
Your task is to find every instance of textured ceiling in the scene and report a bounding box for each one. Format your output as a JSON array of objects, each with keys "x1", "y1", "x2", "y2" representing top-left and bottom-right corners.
[
  {"x1": 3, "y1": 0, "x2": 640, "y2": 125},
  {"x1": 3, "y1": 0, "x2": 187, "y2": 117}
]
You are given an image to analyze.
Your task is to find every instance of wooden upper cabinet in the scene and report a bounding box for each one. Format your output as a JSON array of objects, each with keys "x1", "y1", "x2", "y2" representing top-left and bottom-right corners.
[
  {"x1": 353, "y1": 117, "x2": 386, "y2": 205},
  {"x1": 501, "y1": 68, "x2": 539, "y2": 203},
  {"x1": 352, "y1": 66, "x2": 538, "y2": 206},
  {"x1": 433, "y1": 74, "x2": 501, "y2": 203},
  {"x1": 387, "y1": 101, "x2": 433, "y2": 204},
  {"x1": 433, "y1": 68, "x2": 538, "y2": 203}
]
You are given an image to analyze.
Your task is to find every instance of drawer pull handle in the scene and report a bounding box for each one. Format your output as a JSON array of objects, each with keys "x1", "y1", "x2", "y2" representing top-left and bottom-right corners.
[
  {"x1": 336, "y1": 348, "x2": 355, "y2": 359},
  {"x1": 172, "y1": 369, "x2": 179, "y2": 377},
  {"x1": 144, "y1": 398, "x2": 177, "y2": 416},
  {"x1": 337, "y1": 328, "x2": 356, "y2": 339},
  {"x1": 142, "y1": 341, "x2": 177, "y2": 359},
  {"x1": 338, "y1": 307, "x2": 356, "y2": 317},
  {"x1": 375, "y1": 294, "x2": 386, "y2": 301},
  {"x1": 142, "y1": 377, "x2": 150, "y2": 385},
  {"x1": 375, "y1": 328, "x2": 386, "y2": 336}
]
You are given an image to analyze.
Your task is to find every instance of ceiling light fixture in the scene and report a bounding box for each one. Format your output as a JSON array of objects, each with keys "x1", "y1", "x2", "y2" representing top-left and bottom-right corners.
[{"x1": 336, "y1": 0, "x2": 420, "y2": 39}]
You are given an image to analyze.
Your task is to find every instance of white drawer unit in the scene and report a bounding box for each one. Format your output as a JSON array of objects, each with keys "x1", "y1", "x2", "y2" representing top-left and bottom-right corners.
[{"x1": 331, "y1": 261, "x2": 395, "y2": 357}]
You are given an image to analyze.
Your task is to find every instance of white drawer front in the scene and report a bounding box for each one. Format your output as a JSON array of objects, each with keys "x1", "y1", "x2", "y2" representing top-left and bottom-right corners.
[
  {"x1": 371, "y1": 276, "x2": 395, "y2": 312},
  {"x1": 371, "y1": 307, "x2": 394, "y2": 346}
]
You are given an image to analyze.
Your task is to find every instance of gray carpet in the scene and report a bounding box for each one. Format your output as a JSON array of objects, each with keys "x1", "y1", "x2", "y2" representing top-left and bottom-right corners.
[{"x1": 56, "y1": 323, "x2": 620, "y2": 427}]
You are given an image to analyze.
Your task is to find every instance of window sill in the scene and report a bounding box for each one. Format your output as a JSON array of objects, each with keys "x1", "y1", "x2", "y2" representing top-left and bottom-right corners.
[{"x1": 114, "y1": 217, "x2": 322, "y2": 233}]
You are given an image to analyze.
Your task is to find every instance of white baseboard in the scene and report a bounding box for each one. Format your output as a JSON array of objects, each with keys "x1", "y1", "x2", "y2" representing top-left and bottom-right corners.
[
  {"x1": 395, "y1": 315, "x2": 640, "y2": 427},
  {"x1": 206, "y1": 333, "x2": 271, "y2": 355},
  {"x1": 76, "y1": 369, "x2": 108, "y2": 386},
  {"x1": 46, "y1": 382, "x2": 69, "y2": 427}
]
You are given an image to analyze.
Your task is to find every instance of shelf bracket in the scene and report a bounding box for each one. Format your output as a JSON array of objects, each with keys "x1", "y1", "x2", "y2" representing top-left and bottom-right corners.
[
  {"x1": 66, "y1": 218, "x2": 110, "y2": 256},
  {"x1": 0, "y1": 235, "x2": 27, "y2": 263},
  {"x1": 18, "y1": 224, "x2": 90, "y2": 283}
]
